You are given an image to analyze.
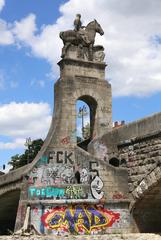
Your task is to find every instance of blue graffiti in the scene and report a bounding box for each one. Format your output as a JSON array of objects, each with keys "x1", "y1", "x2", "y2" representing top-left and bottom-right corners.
[
  {"x1": 29, "y1": 187, "x2": 65, "y2": 198},
  {"x1": 48, "y1": 206, "x2": 108, "y2": 234},
  {"x1": 36, "y1": 156, "x2": 48, "y2": 166}
]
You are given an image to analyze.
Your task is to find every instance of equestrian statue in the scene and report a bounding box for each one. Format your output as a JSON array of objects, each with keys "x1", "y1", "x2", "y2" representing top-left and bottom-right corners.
[{"x1": 59, "y1": 14, "x2": 104, "y2": 61}]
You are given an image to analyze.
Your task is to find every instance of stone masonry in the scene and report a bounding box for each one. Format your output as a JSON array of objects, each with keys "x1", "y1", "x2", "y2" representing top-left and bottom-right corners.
[{"x1": 89, "y1": 112, "x2": 161, "y2": 233}]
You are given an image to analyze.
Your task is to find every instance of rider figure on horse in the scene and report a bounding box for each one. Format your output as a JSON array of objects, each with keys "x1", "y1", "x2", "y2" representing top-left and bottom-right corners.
[
  {"x1": 73, "y1": 14, "x2": 90, "y2": 44},
  {"x1": 74, "y1": 14, "x2": 82, "y2": 31}
]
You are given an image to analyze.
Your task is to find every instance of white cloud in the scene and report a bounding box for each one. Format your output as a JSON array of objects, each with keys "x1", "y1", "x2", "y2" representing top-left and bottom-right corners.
[
  {"x1": 0, "y1": 102, "x2": 52, "y2": 149},
  {"x1": 0, "y1": 138, "x2": 25, "y2": 150},
  {"x1": 57, "y1": 0, "x2": 161, "y2": 97},
  {"x1": 0, "y1": 0, "x2": 4, "y2": 12},
  {"x1": 1, "y1": 0, "x2": 161, "y2": 96},
  {"x1": 0, "y1": 19, "x2": 14, "y2": 45},
  {"x1": 10, "y1": 14, "x2": 62, "y2": 77},
  {"x1": 13, "y1": 14, "x2": 37, "y2": 43}
]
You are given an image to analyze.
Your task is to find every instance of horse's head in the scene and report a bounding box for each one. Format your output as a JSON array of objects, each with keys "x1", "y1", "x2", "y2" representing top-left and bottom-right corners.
[{"x1": 94, "y1": 19, "x2": 104, "y2": 36}]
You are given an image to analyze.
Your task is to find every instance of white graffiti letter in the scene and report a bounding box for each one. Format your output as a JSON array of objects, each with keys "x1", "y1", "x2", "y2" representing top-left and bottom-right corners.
[{"x1": 91, "y1": 176, "x2": 104, "y2": 200}]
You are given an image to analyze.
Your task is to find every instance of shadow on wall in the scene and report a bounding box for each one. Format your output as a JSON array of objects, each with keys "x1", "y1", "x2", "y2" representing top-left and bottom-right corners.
[
  {"x1": 133, "y1": 181, "x2": 161, "y2": 233},
  {"x1": 0, "y1": 190, "x2": 20, "y2": 235},
  {"x1": 133, "y1": 207, "x2": 161, "y2": 233}
]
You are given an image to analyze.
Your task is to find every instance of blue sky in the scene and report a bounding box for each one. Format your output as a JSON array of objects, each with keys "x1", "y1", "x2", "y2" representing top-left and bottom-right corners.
[{"x1": 0, "y1": 0, "x2": 161, "y2": 172}]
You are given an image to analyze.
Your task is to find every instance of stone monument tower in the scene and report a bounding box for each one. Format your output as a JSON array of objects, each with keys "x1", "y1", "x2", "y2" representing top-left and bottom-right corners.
[
  {"x1": 3, "y1": 15, "x2": 131, "y2": 236},
  {"x1": 50, "y1": 17, "x2": 112, "y2": 147}
]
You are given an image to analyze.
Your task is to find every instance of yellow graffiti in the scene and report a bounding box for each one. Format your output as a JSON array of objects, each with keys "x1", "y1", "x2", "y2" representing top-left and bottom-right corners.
[{"x1": 41, "y1": 205, "x2": 120, "y2": 234}]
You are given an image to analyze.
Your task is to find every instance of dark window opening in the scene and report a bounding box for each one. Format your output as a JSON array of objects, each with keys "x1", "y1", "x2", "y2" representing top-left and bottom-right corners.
[
  {"x1": 109, "y1": 157, "x2": 120, "y2": 167},
  {"x1": 75, "y1": 171, "x2": 81, "y2": 184}
]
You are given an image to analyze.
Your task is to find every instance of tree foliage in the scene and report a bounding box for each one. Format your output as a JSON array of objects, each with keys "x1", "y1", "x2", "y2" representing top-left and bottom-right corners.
[
  {"x1": 83, "y1": 122, "x2": 90, "y2": 139},
  {"x1": 9, "y1": 139, "x2": 44, "y2": 170}
]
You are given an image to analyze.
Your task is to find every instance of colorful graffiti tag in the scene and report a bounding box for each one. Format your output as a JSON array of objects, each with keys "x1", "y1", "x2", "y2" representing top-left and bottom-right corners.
[
  {"x1": 65, "y1": 186, "x2": 87, "y2": 199},
  {"x1": 28, "y1": 186, "x2": 87, "y2": 199},
  {"x1": 28, "y1": 187, "x2": 65, "y2": 199},
  {"x1": 41, "y1": 205, "x2": 120, "y2": 234}
]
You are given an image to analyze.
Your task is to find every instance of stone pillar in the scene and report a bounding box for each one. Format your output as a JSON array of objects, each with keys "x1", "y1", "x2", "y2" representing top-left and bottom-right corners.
[{"x1": 49, "y1": 45, "x2": 112, "y2": 147}]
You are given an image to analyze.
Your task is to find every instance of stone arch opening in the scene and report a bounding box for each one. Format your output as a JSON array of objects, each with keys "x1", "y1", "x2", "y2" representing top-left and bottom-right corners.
[
  {"x1": 76, "y1": 96, "x2": 97, "y2": 150},
  {"x1": 133, "y1": 181, "x2": 161, "y2": 233},
  {"x1": 0, "y1": 189, "x2": 20, "y2": 235},
  {"x1": 109, "y1": 157, "x2": 120, "y2": 167}
]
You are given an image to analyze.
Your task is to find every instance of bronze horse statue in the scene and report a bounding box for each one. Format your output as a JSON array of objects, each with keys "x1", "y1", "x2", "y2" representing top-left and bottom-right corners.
[{"x1": 59, "y1": 20, "x2": 104, "y2": 60}]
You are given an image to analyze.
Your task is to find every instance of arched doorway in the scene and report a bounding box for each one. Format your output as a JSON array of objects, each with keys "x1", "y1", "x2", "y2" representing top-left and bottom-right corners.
[
  {"x1": 76, "y1": 96, "x2": 97, "y2": 150},
  {"x1": 0, "y1": 190, "x2": 20, "y2": 235}
]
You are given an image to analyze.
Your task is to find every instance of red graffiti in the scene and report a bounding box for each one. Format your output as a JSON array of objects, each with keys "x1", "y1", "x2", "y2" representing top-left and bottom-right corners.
[
  {"x1": 61, "y1": 136, "x2": 70, "y2": 144},
  {"x1": 33, "y1": 207, "x2": 39, "y2": 214},
  {"x1": 112, "y1": 191, "x2": 127, "y2": 200},
  {"x1": 41, "y1": 205, "x2": 120, "y2": 234}
]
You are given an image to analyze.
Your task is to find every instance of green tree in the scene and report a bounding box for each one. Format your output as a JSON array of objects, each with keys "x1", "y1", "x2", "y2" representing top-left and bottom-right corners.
[
  {"x1": 9, "y1": 138, "x2": 44, "y2": 170},
  {"x1": 77, "y1": 136, "x2": 83, "y2": 143},
  {"x1": 83, "y1": 122, "x2": 90, "y2": 139}
]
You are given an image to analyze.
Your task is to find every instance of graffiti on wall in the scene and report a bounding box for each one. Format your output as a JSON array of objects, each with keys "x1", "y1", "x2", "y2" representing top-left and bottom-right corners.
[
  {"x1": 112, "y1": 191, "x2": 127, "y2": 200},
  {"x1": 41, "y1": 165, "x2": 75, "y2": 185},
  {"x1": 89, "y1": 161, "x2": 99, "y2": 180},
  {"x1": 65, "y1": 186, "x2": 87, "y2": 199},
  {"x1": 80, "y1": 168, "x2": 89, "y2": 184},
  {"x1": 27, "y1": 151, "x2": 75, "y2": 185},
  {"x1": 91, "y1": 176, "x2": 104, "y2": 200},
  {"x1": 49, "y1": 150, "x2": 74, "y2": 164},
  {"x1": 30, "y1": 164, "x2": 75, "y2": 185},
  {"x1": 28, "y1": 167, "x2": 39, "y2": 184},
  {"x1": 28, "y1": 186, "x2": 65, "y2": 199},
  {"x1": 28, "y1": 154, "x2": 102, "y2": 187},
  {"x1": 28, "y1": 164, "x2": 74, "y2": 185},
  {"x1": 41, "y1": 205, "x2": 120, "y2": 234},
  {"x1": 61, "y1": 136, "x2": 70, "y2": 144},
  {"x1": 27, "y1": 152, "x2": 105, "y2": 200},
  {"x1": 37, "y1": 156, "x2": 48, "y2": 166},
  {"x1": 93, "y1": 141, "x2": 107, "y2": 161},
  {"x1": 28, "y1": 186, "x2": 87, "y2": 199},
  {"x1": 61, "y1": 129, "x2": 77, "y2": 145},
  {"x1": 88, "y1": 161, "x2": 104, "y2": 200}
]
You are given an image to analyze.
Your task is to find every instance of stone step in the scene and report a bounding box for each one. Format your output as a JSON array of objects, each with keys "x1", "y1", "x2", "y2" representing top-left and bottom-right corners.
[{"x1": 0, "y1": 234, "x2": 161, "y2": 240}]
